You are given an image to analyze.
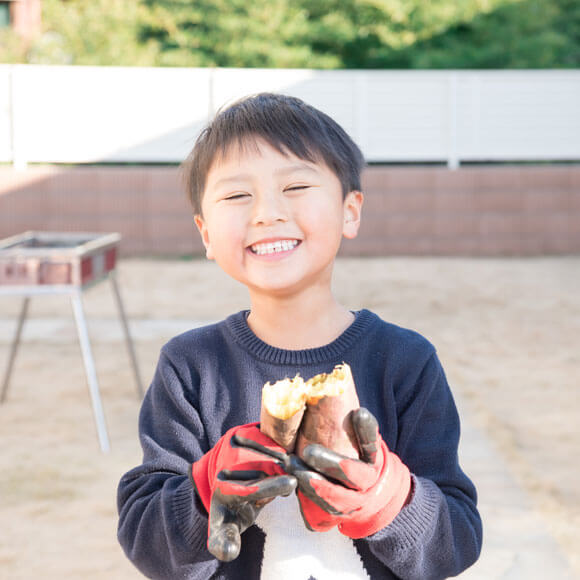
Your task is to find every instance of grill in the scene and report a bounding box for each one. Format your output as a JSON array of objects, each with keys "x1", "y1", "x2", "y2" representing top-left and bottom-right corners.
[
  {"x1": 0, "y1": 231, "x2": 119, "y2": 287},
  {"x1": 0, "y1": 231, "x2": 143, "y2": 452}
]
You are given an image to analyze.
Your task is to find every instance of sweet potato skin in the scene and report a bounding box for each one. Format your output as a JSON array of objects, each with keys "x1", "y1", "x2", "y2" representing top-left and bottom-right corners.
[
  {"x1": 295, "y1": 373, "x2": 360, "y2": 459},
  {"x1": 260, "y1": 405, "x2": 305, "y2": 452}
]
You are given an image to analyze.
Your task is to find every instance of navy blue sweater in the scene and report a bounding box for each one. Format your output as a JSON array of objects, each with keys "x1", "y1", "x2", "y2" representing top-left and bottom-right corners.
[{"x1": 117, "y1": 309, "x2": 482, "y2": 579}]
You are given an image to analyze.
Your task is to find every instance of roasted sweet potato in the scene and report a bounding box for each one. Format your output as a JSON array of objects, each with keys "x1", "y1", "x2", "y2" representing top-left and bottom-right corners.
[
  {"x1": 260, "y1": 374, "x2": 307, "y2": 451},
  {"x1": 260, "y1": 363, "x2": 360, "y2": 458},
  {"x1": 295, "y1": 363, "x2": 360, "y2": 459}
]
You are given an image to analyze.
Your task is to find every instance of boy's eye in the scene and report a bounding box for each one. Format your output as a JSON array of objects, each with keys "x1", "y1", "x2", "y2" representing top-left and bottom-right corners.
[
  {"x1": 223, "y1": 192, "x2": 250, "y2": 201},
  {"x1": 284, "y1": 185, "x2": 310, "y2": 192}
]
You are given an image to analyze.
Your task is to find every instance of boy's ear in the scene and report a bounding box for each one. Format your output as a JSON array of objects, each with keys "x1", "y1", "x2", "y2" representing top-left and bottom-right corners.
[
  {"x1": 342, "y1": 191, "x2": 364, "y2": 240},
  {"x1": 194, "y1": 214, "x2": 214, "y2": 260}
]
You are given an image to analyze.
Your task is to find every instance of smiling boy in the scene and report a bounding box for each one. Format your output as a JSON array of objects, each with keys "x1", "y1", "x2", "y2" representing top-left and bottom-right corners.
[
  {"x1": 195, "y1": 134, "x2": 363, "y2": 350},
  {"x1": 117, "y1": 93, "x2": 482, "y2": 579}
]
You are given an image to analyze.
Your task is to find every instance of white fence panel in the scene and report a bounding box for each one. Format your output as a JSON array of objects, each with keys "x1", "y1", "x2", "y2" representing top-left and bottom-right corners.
[
  {"x1": 362, "y1": 72, "x2": 453, "y2": 162},
  {"x1": 7, "y1": 65, "x2": 212, "y2": 164},
  {"x1": 0, "y1": 67, "x2": 12, "y2": 161},
  {"x1": 458, "y1": 71, "x2": 580, "y2": 160},
  {"x1": 1, "y1": 65, "x2": 579, "y2": 166}
]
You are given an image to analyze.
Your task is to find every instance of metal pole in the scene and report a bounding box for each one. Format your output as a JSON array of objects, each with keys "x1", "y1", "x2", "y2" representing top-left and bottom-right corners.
[
  {"x1": 447, "y1": 72, "x2": 459, "y2": 170},
  {"x1": 108, "y1": 271, "x2": 144, "y2": 398},
  {"x1": 70, "y1": 290, "x2": 110, "y2": 453},
  {"x1": 1, "y1": 296, "x2": 30, "y2": 403}
]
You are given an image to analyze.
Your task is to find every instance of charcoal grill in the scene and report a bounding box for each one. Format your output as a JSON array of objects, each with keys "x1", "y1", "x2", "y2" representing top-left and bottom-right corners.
[{"x1": 0, "y1": 231, "x2": 144, "y2": 453}]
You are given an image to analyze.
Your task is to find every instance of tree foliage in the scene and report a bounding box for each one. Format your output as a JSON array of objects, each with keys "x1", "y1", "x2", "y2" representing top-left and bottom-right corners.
[{"x1": 1, "y1": 0, "x2": 579, "y2": 68}]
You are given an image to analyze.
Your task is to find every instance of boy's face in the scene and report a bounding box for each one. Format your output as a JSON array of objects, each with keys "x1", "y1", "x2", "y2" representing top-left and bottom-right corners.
[{"x1": 194, "y1": 139, "x2": 363, "y2": 299}]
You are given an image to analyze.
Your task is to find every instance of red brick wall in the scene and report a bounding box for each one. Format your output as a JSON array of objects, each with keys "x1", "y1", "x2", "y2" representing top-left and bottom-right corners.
[
  {"x1": 352, "y1": 166, "x2": 580, "y2": 256},
  {"x1": 0, "y1": 165, "x2": 578, "y2": 256}
]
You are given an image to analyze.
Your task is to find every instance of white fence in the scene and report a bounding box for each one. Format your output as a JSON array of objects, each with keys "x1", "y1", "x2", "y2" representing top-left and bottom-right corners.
[{"x1": 1, "y1": 65, "x2": 579, "y2": 168}]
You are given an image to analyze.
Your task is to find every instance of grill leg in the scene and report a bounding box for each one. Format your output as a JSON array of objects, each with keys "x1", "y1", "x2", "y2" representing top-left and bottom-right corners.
[
  {"x1": 109, "y1": 271, "x2": 144, "y2": 398},
  {"x1": 1, "y1": 297, "x2": 30, "y2": 403},
  {"x1": 70, "y1": 290, "x2": 110, "y2": 453}
]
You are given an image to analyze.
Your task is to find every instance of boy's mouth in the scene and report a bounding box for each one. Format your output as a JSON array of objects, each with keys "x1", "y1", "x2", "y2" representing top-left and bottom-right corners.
[{"x1": 249, "y1": 239, "x2": 300, "y2": 256}]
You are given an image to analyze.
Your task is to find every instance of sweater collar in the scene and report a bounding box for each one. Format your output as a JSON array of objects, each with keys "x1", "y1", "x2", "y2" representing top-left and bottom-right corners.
[{"x1": 224, "y1": 309, "x2": 376, "y2": 365}]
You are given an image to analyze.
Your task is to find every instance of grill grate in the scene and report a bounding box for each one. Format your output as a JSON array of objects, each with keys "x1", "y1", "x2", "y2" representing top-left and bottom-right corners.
[{"x1": 0, "y1": 231, "x2": 120, "y2": 288}]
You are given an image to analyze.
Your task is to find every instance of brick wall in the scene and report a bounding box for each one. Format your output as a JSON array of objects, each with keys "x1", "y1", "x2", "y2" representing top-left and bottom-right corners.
[
  {"x1": 0, "y1": 165, "x2": 578, "y2": 256},
  {"x1": 352, "y1": 166, "x2": 580, "y2": 256}
]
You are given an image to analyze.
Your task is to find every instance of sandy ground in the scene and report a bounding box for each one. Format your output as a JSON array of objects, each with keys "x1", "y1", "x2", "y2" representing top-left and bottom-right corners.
[{"x1": 0, "y1": 256, "x2": 578, "y2": 578}]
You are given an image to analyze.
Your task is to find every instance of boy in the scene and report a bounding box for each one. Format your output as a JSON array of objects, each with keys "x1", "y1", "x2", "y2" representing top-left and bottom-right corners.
[{"x1": 117, "y1": 93, "x2": 482, "y2": 579}]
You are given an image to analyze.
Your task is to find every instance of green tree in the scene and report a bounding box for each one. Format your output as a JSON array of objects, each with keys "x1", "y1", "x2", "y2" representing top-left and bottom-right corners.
[
  {"x1": 291, "y1": 0, "x2": 508, "y2": 68},
  {"x1": 138, "y1": 0, "x2": 329, "y2": 67},
  {"x1": 385, "y1": 0, "x2": 575, "y2": 68},
  {"x1": 2, "y1": 0, "x2": 158, "y2": 65},
  {"x1": 1, "y1": 0, "x2": 579, "y2": 68}
]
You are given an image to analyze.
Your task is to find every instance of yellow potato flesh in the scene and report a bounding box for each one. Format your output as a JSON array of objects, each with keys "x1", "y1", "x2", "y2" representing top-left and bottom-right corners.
[
  {"x1": 262, "y1": 375, "x2": 307, "y2": 420},
  {"x1": 262, "y1": 364, "x2": 352, "y2": 419},
  {"x1": 306, "y1": 364, "x2": 348, "y2": 404}
]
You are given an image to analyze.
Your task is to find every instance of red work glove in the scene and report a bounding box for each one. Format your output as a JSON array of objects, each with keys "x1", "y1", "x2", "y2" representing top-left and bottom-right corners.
[
  {"x1": 190, "y1": 423, "x2": 297, "y2": 561},
  {"x1": 291, "y1": 408, "x2": 411, "y2": 539}
]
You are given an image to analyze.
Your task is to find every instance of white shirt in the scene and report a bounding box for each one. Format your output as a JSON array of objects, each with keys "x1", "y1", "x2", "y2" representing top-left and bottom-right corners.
[{"x1": 255, "y1": 493, "x2": 371, "y2": 580}]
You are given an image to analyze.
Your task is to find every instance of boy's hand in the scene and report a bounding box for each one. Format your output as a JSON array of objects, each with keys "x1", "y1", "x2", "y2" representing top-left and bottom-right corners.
[
  {"x1": 191, "y1": 423, "x2": 297, "y2": 561},
  {"x1": 291, "y1": 408, "x2": 412, "y2": 538}
]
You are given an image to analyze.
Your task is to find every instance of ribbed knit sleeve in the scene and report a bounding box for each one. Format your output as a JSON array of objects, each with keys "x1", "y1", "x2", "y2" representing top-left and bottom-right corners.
[
  {"x1": 359, "y1": 351, "x2": 482, "y2": 579},
  {"x1": 117, "y1": 349, "x2": 220, "y2": 579}
]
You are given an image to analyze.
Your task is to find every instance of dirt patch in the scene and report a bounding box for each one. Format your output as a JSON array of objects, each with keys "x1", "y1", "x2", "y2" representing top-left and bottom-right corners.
[{"x1": 0, "y1": 257, "x2": 578, "y2": 577}]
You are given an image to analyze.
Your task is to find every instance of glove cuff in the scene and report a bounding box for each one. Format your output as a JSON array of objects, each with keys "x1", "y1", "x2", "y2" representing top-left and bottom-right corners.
[
  {"x1": 191, "y1": 452, "x2": 213, "y2": 512},
  {"x1": 339, "y1": 447, "x2": 411, "y2": 539}
]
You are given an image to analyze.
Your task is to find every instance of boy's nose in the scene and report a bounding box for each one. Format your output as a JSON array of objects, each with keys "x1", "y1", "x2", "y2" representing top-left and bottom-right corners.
[{"x1": 251, "y1": 192, "x2": 288, "y2": 226}]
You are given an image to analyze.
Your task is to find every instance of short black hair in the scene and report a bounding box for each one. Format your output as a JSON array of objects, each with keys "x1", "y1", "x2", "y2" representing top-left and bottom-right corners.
[{"x1": 183, "y1": 93, "x2": 365, "y2": 215}]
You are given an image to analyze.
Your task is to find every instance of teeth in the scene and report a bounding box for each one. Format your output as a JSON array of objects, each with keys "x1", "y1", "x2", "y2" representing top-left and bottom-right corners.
[{"x1": 251, "y1": 240, "x2": 298, "y2": 255}]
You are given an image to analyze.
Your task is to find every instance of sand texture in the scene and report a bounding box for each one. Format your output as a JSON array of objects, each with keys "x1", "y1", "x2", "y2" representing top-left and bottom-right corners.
[{"x1": 0, "y1": 257, "x2": 578, "y2": 578}]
